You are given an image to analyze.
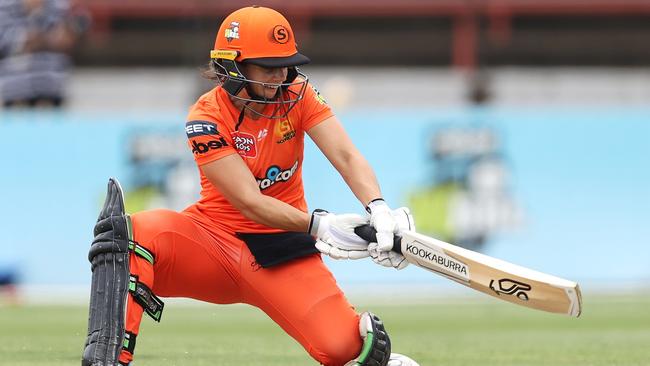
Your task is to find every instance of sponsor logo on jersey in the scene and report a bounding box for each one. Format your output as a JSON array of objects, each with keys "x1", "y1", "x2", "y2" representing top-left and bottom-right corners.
[
  {"x1": 256, "y1": 160, "x2": 299, "y2": 190},
  {"x1": 232, "y1": 131, "x2": 257, "y2": 158},
  {"x1": 191, "y1": 138, "x2": 229, "y2": 155},
  {"x1": 275, "y1": 119, "x2": 296, "y2": 144},
  {"x1": 311, "y1": 85, "x2": 327, "y2": 105},
  {"x1": 185, "y1": 120, "x2": 220, "y2": 138},
  {"x1": 257, "y1": 128, "x2": 268, "y2": 141}
]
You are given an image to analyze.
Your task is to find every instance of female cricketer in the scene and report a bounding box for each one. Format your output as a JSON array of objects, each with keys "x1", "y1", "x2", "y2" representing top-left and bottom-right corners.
[{"x1": 82, "y1": 6, "x2": 419, "y2": 366}]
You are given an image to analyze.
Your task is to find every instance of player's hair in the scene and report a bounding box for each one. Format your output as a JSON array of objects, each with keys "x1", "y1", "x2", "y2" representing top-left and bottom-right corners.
[{"x1": 200, "y1": 61, "x2": 223, "y2": 83}]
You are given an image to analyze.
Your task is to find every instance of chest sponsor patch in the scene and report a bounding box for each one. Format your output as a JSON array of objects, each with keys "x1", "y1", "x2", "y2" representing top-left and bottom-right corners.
[
  {"x1": 256, "y1": 160, "x2": 299, "y2": 190},
  {"x1": 185, "y1": 120, "x2": 220, "y2": 138},
  {"x1": 275, "y1": 119, "x2": 296, "y2": 144},
  {"x1": 232, "y1": 131, "x2": 257, "y2": 158}
]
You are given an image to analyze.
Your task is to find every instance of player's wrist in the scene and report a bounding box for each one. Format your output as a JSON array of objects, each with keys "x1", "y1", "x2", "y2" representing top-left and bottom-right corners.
[
  {"x1": 365, "y1": 198, "x2": 388, "y2": 214},
  {"x1": 308, "y1": 209, "x2": 329, "y2": 237}
]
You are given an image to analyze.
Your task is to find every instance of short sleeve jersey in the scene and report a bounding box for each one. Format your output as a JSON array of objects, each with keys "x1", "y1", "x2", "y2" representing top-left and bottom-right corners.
[{"x1": 182, "y1": 81, "x2": 332, "y2": 234}]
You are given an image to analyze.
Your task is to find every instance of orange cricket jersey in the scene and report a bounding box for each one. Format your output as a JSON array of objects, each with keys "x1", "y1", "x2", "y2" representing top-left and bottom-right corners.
[{"x1": 182, "y1": 80, "x2": 333, "y2": 234}]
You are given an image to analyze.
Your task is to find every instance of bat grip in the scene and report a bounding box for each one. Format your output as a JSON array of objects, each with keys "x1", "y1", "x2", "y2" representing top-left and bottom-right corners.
[{"x1": 353, "y1": 224, "x2": 402, "y2": 254}]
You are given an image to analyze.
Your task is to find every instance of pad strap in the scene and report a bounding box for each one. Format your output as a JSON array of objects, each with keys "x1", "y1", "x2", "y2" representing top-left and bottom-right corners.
[
  {"x1": 122, "y1": 331, "x2": 137, "y2": 355},
  {"x1": 129, "y1": 240, "x2": 155, "y2": 265},
  {"x1": 129, "y1": 275, "x2": 164, "y2": 322},
  {"x1": 126, "y1": 215, "x2": 155, "y2": 265}
]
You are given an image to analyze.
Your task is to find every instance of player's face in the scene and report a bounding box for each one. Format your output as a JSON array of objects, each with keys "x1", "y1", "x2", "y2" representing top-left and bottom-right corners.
[{"x1": 243, "y1": 64, "x2": 288, "y2": 100}]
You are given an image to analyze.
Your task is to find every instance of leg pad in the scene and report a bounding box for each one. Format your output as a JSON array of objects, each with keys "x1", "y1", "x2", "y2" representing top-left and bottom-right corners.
[
  {"x1": 346, "y1": 312, "x2": 392, "y2": 366},
  {"x1": 82, "y1": 178, "x2": 130, "y2": 366}
]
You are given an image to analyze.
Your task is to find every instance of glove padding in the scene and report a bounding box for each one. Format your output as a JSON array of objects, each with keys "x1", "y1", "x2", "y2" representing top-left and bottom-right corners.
[
  {"x1": 367, "y1": 199, "x2": 398, "y2": 252},
  {"x1": 368, "y1": 243, "x2": 409, "y2": 270},
  {"x1": 310, "y1": 209, "x2": 370, "y2": 260},
  {"x1": 368, "y1": 206, "x2": 414, "y2": 270}
]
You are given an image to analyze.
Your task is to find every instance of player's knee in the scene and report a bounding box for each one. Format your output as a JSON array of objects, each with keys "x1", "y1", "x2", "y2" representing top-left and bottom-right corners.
[
  {"x1": 310, "y1": 335, "x2": 361, "y2": 366},
  {"x1": 304, "y1": 315, "x2": 361, "y2": 365}
]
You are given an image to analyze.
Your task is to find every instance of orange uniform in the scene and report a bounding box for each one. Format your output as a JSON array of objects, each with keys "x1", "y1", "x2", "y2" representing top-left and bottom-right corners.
[
  {"x1": 183, "y1": 80, "x2": 330, "y2": 234},
  {"x1": 120, "y1": 82, "x2": 362, "y2": 366}
]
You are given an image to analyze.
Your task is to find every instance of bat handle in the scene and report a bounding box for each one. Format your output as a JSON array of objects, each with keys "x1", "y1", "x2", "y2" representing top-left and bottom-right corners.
[{"x1": 353, "y1": 224, "x2": 402, "y2": 254}]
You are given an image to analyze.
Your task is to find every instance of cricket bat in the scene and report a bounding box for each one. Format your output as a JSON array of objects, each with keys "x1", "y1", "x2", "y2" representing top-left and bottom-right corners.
[{"x1": 355, "y1": 226, "x2": 582, "y2": 317}]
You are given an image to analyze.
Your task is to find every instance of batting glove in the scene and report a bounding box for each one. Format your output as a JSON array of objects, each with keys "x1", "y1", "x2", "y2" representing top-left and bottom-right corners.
[
  {"x1": 366, "y1": 199, "x2": 398, "y2": 252},
  {"x1": 309, "y1": 209, "x2": 370, "y2": 260},
  {"x1": 368, "y1": 207, "x2": 414, "y2": 270}
]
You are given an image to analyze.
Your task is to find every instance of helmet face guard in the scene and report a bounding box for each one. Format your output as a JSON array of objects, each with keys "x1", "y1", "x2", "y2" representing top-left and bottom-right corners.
[{"x1": 211, "y1": 50, "x2": 309, "y2": 119}]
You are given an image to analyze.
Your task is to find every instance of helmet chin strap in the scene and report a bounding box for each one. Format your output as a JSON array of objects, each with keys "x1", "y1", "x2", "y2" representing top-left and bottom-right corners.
[{"x1": 235, "y1": 101, "x2": 251, "y2": 131}]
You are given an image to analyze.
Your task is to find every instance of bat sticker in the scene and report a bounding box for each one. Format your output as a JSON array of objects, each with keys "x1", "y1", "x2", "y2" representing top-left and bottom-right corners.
[{"x1": 489, "y1": 278, "x2": 532, "y2": 301}]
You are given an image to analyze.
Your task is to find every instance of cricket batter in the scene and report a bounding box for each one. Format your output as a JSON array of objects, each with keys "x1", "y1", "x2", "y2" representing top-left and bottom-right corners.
[{"x1": 82, "y1": 6, "x2": 418, "y2": 366}]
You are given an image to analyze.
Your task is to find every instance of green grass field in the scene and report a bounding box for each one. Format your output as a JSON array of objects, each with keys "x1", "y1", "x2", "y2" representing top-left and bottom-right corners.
[{"x1": 1, "y1": 294, "x2": 648, "y2": 366}]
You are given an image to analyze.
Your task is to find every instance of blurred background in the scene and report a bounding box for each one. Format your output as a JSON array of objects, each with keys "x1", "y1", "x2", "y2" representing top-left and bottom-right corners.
[{"x1": 1, "y1": 0, "x2": 649, "y2": 305}]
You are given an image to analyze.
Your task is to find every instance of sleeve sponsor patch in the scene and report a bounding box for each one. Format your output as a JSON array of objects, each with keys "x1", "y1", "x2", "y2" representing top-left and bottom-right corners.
[
  {"x1": 185, "y1": 120, "x2": 220, "y2": 138},
  {"x1": 190, "y1": 137, "x2": 229, "y2": 155}
]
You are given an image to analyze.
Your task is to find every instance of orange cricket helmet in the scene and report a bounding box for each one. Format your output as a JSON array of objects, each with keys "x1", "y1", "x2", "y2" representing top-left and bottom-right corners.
[
  {"x1": 210, "y1": 6, "x2": 310, "y2": 119},
  {"x1": 213, "y1": 6, "x2": 310, "y2": 67}
]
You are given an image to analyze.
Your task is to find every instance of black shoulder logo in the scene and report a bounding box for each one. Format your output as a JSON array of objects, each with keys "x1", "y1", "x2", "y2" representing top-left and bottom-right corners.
[{"x1": 185, "y1": 120, "x2": 220, "y2": 138}]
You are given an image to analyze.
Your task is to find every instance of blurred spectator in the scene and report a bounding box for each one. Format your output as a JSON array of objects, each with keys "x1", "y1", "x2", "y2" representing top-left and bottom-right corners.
[
  {"x1": 0, "y1": 0, "x2": 89, "y2": 108},
  {"x1": 467, "y1": 70, "x2": 492, "y2": 106},
  {"x1": 0, "y1": 266, "x2": 20, "y2": 306}
]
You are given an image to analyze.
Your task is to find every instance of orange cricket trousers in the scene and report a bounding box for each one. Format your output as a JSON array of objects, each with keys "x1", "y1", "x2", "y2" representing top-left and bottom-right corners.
[{"x1": 120, "y1": 209, "x2": 362, "y2": 366}]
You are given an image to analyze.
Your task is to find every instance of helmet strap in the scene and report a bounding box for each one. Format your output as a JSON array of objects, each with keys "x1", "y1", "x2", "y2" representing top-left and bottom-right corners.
[
  {"x1": 217, "y1": 59, "x2": 247, "y2": 96},
  {"x1": 244, "y1": 82, "x2": 269, "y2": 102},
  {"x1": 285, "y1": 67, "x2": 298, "y2": 84},
  {"x1": 235, "y1": 101, "x2": 251, "y2": 131}
]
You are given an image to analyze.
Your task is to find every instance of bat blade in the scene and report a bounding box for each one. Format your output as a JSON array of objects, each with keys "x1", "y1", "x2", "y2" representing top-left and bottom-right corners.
[{"x1": 399, "y1": 230, "x2": 582, "y2": 317}]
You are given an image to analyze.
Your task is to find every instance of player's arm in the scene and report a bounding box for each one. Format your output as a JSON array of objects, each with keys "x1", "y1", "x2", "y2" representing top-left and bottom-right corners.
[
  {"x1": 201, "y1": 154, "x2": 310, "y2": 232},
  {"x1": 306, "y1": 116, "x2": 382, "y2": 206},
  {"x1": 201, "y1": 153, "x2": 371, "y2": 259},
  {"x1": 307, "y1": 115, "x2": 411, "y2": 269}
]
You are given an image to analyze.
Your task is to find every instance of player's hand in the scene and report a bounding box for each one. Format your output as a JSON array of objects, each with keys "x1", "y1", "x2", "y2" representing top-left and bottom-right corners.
[
  {"x1": 368, "y1": 242, "x2": 409, "y2": 269},
  {"x1": 366, "y1": 199, "x2": 398, "y2": 252},
  {"x1": 368, "y1": 207, "x2": 414, "y2": 270},
  {"x1": 309, "y1": 209, "x2": 370, "y2": 260}
]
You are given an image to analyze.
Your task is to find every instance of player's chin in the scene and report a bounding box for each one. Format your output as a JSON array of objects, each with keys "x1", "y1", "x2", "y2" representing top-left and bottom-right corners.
[{"x1": 263, "y1": 87, "x2": 281, "y2": 100}]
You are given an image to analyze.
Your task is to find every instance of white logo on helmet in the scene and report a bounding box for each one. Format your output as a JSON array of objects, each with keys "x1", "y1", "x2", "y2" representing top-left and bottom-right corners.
[{"x1": 225, "y1": 22, "x2": 240, "y2": 43}]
